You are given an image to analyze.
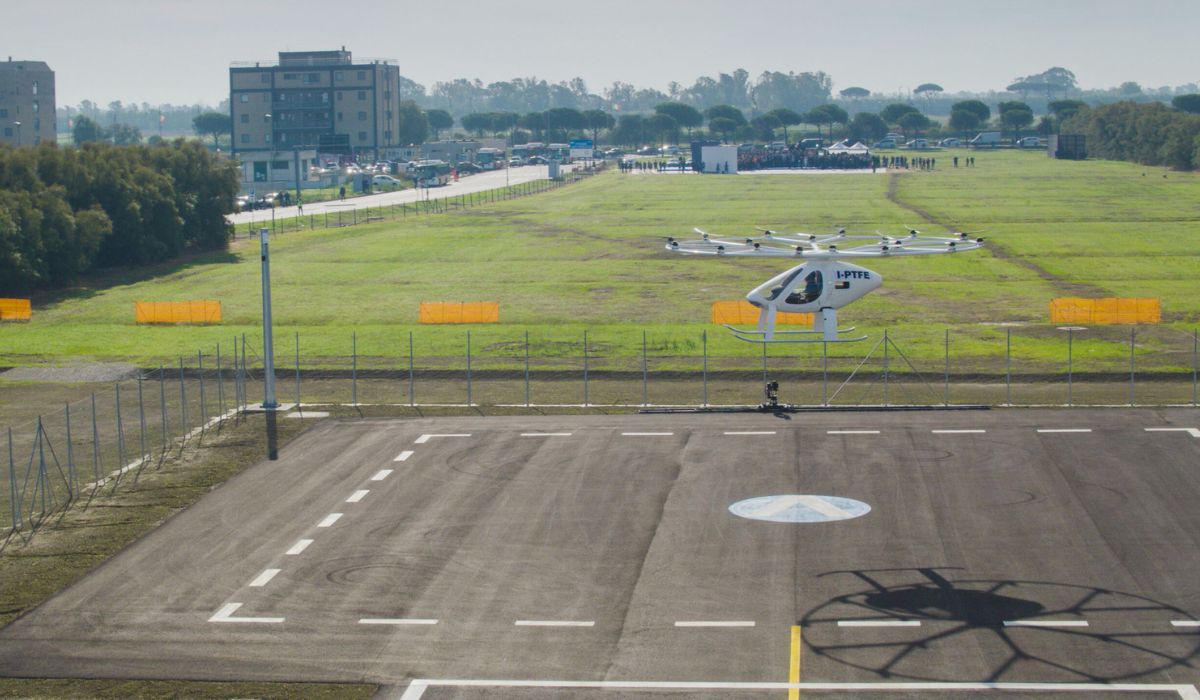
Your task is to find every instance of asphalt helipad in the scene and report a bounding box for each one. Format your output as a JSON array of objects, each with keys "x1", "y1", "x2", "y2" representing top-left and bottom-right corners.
[{"x1": 0, "y1": 409, "x2": 1197, "y2": 699}]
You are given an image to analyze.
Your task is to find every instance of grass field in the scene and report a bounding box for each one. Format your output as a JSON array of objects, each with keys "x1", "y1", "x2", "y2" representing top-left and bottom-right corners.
[{"x1": 0, "y1": 150, "x2": 1196, "y2": 375}]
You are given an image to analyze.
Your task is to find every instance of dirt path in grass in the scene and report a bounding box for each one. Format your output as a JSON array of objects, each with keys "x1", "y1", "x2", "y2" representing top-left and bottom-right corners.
[{"x1": 886, "y1": 172, "x2": 1109, "y2": 297}]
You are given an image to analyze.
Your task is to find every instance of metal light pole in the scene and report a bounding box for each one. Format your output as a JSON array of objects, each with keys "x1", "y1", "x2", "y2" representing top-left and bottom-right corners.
[
  {"x1": 1057, "y1": 326, "x2": 1085, "y2": 406},
  {"x1": 260, "y1": 228, "x2": 278, "y2": 409},
  {"x1": 12, "y1": 121, "x2": 21, "y2": 147}
]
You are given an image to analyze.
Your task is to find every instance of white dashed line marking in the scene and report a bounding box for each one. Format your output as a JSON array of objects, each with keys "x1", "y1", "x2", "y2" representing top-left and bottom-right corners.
[
  {"x1": 286, "y1": 539, "x2": 313, "y2": 555},
  {"x1": 674, "y1": 620, "x2": 756, "y2": 627},
  {"x1": 415, "y1": 434, "x2": 471, "y2": 444},
  {"x1": 1036, "y1": 428, "x2": 1092, "y2": 433},
  {"x1": 514, "y1": 620, "x2": 595, "y2": 627},
  {"x1": 622, "y1": 432, "x2": 673, "y2": 436},
  {"x1": 347, "y1": 490, "x2": 369, "y2": 503},
  {"x1": 724, "y1": 431, "x2": 776, "y2": 435},
  {"x1": 371, "y1": 469, "x2": 393, "y2": 481},
  {"x1": 394, "y1": 450, "x2": 414, "y2": 462},
  {"x1": 838, "y1": 620, "x2": 922, "y2": 627},
  {"x1": 828, "y1": 430, "x2": 880, "y2": 435},
  {"x1": 1172, "y1": 620, "x2": 1200, "y2": 628},
  {"x1": 1146, "y1": 428, "x2": 1200, "y2": 438},
  {"x1": 208, "y1": 602, "x2": 284, "y2": 624},
  {"x1": 359, "y1": 618, "x2": 439, "y2": 625},
  {"x1": 931, "y1": 429, "x2": 986, "y2": 434},
  {"x1": 521, "y1": 432, "x2": 573, "y2": 437},
  {"x1": 248, "y1": 569, "x2": 280, "y2": 587},
  {"x1": 1004, "y1": 620, "x2": 1089, "y2": 628},
  {"x1": 318, "y1": 513, "x2": 343, "y2": 528}
]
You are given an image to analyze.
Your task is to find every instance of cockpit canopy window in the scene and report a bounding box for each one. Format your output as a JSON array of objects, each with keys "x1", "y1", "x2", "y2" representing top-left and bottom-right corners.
[{"x1": 785, "y1": 270, "x2": 823, "y2": 305}]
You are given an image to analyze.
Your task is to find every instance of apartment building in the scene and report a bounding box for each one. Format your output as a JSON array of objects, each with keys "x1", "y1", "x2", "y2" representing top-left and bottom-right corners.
[
  {"x1": 230, "y1": 48, "x2": 400, "y2": 160},
  {"x1": 0, "y1": 58, "x2": 55, "y2": 147}
]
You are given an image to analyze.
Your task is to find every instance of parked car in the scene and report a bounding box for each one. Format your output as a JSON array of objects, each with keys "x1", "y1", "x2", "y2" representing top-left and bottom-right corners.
[
  {"x1": 1018, "y1": 136, "x2": 1043, "y2": 148},
  {"x1": 508, "y1": 157, "x2": 525, "y2": 167},
  {"x1": 636, "y1": 146, "x2": 659, "y2": 156},
  {"x1": 938, "y1": 137, "x2": 961, "y2": 147},
  {"x1": 372, "y1": 175, "x2": 403, "y2": 187},
  {"x1": 456, "y1": 162, "x2": 483, "y2": 174},
  {"x1": 661, "y1": 145, "x2": 681, "y2": 156},
  {"x1": 904, "y1": 138, "x2": 931, "y2": 149},
  {"x1": 798, "y1": 138, "x2": 822, "y2": 150},
  {"x1": 872, "y1": 138, "x2": 897, "y2": 148},
  {"x1": 969, "y1": 131, "x2": 1002, "y2": 148}
]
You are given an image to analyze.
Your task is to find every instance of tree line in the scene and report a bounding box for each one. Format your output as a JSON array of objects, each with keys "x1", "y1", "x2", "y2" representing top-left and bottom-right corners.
[
  {"x1": 0, "y1": 140, "x2": 239, "y2": 294},
  {"x1": 1061, "y1": 97, "x2": 1200, "y2": 170}
]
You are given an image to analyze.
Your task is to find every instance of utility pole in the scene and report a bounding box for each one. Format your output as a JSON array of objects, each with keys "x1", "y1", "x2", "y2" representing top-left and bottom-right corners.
[{"x1": 260, "y1": 228, "x2": 278, "y2": 409}]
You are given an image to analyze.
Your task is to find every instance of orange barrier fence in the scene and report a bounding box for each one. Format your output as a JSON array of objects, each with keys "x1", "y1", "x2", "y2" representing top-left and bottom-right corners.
[
  {"x1": 135, "y1": 300, "x2": 222, "y2": 324},
  {"x1": 419, "y1": 301, "x2": 500, "y2": 324},
  {"x1": 1049, "y1": 298, "x2": 1160, "y2": 325},
  {"x1": 711, "y1": 301, "x2": 814, "y2": 326},
  {"x1": 0, "y1": 298, "x2": 31, "y2": 321}
]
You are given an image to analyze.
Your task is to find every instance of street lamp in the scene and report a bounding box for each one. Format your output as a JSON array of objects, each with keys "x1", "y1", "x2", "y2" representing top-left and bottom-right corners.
[{"x1": 12, "y1": 121, "x2": 21, "y2": 147}]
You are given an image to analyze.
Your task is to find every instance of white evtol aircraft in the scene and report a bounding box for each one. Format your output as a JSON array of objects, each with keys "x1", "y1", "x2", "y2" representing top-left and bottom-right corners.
[{"x1": 666, "y1": 226, "x2": 984, "y2": 343}]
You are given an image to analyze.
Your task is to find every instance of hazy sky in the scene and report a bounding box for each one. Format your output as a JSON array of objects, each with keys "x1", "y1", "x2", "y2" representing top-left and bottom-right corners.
[{"x1": 5, "y1": 0, "x2": 1198, "y2": 107}]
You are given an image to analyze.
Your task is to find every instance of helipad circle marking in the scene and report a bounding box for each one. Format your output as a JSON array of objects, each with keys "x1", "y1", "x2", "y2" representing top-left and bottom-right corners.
[{"x1": 729, "y1": 495, "x2": 871, "y2": 523}]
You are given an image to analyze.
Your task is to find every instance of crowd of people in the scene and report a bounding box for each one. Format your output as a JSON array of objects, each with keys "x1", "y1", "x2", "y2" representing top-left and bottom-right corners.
[{"x1": 738, "y1": 149, "x2": 873, "y2": 171}]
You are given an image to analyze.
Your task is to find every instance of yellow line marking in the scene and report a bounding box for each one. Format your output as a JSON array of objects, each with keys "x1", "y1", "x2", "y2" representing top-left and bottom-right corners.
[{"x1": 789, "y1": 624, "x2": 802, "y2": 700}]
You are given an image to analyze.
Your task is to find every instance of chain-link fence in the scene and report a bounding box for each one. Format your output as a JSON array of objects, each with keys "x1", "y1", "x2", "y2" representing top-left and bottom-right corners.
[
  {"x1": 234, "y1": 165, "x2": 606, "y2": 238},
  {"x1": 5, "y1": 323, "x2": 1197, "y2": 541}
]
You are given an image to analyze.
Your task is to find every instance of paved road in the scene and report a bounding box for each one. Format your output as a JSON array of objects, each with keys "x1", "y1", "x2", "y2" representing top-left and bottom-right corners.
[
  {"x1": 227, "y1": 164, "x2": 571, "y2": 228},
  {"x1": 0, "y1": 409, "x2": 1198, "y2": 699}
]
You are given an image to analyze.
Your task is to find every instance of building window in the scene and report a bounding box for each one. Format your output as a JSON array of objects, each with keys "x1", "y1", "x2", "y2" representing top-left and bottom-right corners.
[
  {"x1": 33, "y1": 136, "x2": 40, "y2": 145},
  {"x1": 33, "y1": 119, "x2": 39, "y2": 131},
  {"x1": 32, "y1": 101, "x2": 38, "y2": 113},
  {"x1": 241, "y1": 133, "x2": 249, "y2": 143},
  {"x1": 358, "y1": 111, "x2": 366, "y2": 121},
  {"x1": 305, "y1": 72, "x2": 319, "y2": 84},
  {"x1": 334, "y1": 71, "x2": 343, "y2": 81},
  {"x1": 31, "y1": 81, "x2": 38, "y2": 95},
  {"x1": 241, "y1": 114, "x2": 249, "y2": 123},
  {"x1": 357, "y1": 90, "x2": 366, "y2": 100},
  {"x1": 277, "y1": 92, "x2": 286, "y2": 101},
  {"x1": 283, "y1": 73, "x2": 298, "y2": 81},
  {"x1": 337, "y1": 112, "x2": 343, "y2": 121},
  {"x1": 279, "y1": 132, "x2": 287, "y2": 143},
  {"x1": 357, "y1": 71, "x2": 366, "y2": 80},
  {"x1": 3, "y1": 128, "x2": 10, "y2": 138},
  {"x1": 265, "y1": 134, "x2": 270, "y2": 144},
  {"x1": 358, "y1": 131, "x2": 367, "y2": 140},
  {"x1": 240, "y1": 94, "x2": 249, "y2": 103},
  {"x1": 0, "y1": 109, "x2": 7, "y2": 118},
  {"x1": 384, "y1": 130, "x2": 392, "y2": 141},
  {"x1": 271, "y1": 160, "x2": 289, "y2": 170},
  {"x1": 337, "y1": 92, "x2": 343, "y2": 101},
  {"x1": 261, "y1": 73, "x2": 270, "y2": 83}
]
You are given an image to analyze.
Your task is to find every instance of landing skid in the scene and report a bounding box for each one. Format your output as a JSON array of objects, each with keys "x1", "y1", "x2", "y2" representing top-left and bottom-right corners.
[{"x1": 722, "y1": 324, "x2": 868, "y2": 344}]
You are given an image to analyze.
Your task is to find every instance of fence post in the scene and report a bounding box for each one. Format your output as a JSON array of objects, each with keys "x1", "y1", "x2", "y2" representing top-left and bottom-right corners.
[
  {"x1": 524, "y1": 330, "x2": 530, "y2": 407},
  {"x1": 1006, "y1": 329, "x2": 1012, "y2": 406},
  {"x1": 466, "y1": 330, "x2": 472, "y2": 406},
  {"x1": 65, "y1": 402, "x2": 74, "y2": 497},
  {"x1": 295, "y1": 331, "x2": 301, "y2": 409},
  {"x1": 159, "y1": 367, "x2": 167, "y2": 453},
  {"x1": 1193, "y1": 329, "x2": 1198, "y2": 407},
  {"x1": 883, "y1": 329, "x2": 890, "y2": 407},
  {"x1": 702, "y1": 330, "x2": 708, "y2": 407},
  {"x1": 583, "y1": 330, "x2": 589, "y2": 407},
  {"x1": 352, "y1": 331, "x2": 358, "y2": 406},
  {"x1": 1129, "y1": 327, "x2": 1136, "y2": 407},
  {"x1": 179, "y1": 358, "x2": 188, "y2": 434},
  {"x1": 90, "y1": 393, "x2": 99, "y2": 483},
  {"x1": 944, "y1": 329, "x2": 950, "y2": 407},
  {"x1": 823, "y1": 341, "x2": 829, "y2": 407},
  {"x1": 408, "y1": 331, "x2": 415, "y2": 407},
  {"x1": 216, "y1": 344, "x2": 225, "y2": 418},
  {"x1": 115, "y1": 384, "x2": 126, "y2": 473},
  {"x1": 198, "y1": 351, "x2": 207, "y2": 425},
  {"x1": 761, "y1": 343, "x2": 767, "y2": 385},
  {"x1": 642, "y1": 330, "x2": 648, "y2": 406},
  {"x1": 1067, "y1": 328, "x2": 1074, "y2": 407},
  {"x1": 8, "y1": 427, "x2": 17, "y2": 531},
  {"x1": 137, "y1": 372, "x2": 147, "y2": 464}
]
